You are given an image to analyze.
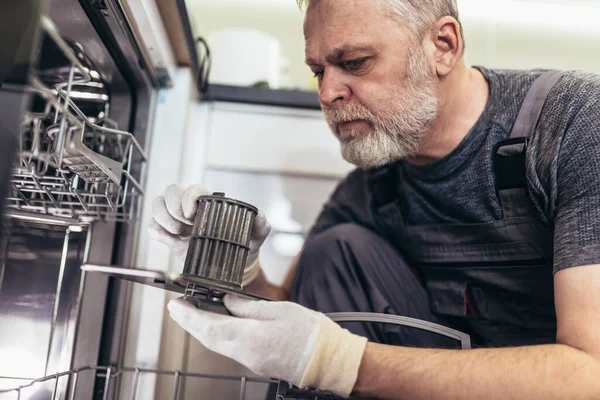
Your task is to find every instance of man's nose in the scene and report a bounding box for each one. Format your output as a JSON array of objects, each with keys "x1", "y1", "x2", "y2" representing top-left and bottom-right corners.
[{"x1": 318, "y1": 70, "x2": 351, "y2": 106}]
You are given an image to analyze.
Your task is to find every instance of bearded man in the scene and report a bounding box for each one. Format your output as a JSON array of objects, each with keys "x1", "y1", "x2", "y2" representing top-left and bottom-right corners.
[{"x1": 151, "y1": 0, "x2": 600, "y2": 398}]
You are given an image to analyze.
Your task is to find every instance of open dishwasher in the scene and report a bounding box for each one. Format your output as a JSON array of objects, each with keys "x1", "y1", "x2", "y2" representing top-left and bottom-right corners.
[
  {"x1": 0, "y1": 0, "x2": 157, "y2": 398},
  {"x1": 0, "y1": 2, "x2": 471, "y2": 399}
]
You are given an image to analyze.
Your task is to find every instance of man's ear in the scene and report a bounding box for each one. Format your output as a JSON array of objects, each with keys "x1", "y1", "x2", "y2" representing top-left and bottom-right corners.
[{"x1": 428, "y1": 16, "x2": 463, "y2": 77}]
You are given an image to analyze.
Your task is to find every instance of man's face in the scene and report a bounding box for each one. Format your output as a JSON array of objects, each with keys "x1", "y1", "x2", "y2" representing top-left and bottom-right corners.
[{"x1": 304, "y1": 0, "x2": 439, "y2": 169}]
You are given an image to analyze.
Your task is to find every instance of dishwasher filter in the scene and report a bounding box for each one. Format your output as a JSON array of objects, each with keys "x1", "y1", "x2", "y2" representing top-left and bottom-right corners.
[
  {"x1": 180, "y1": 192, "x2": 265, "y2": 310},
  {"x1": 182, "y1": 192, "x2": 257, "y2": 302},
  {"x1": 180, "y1": 193, "x2": 258, "y2": 312}
]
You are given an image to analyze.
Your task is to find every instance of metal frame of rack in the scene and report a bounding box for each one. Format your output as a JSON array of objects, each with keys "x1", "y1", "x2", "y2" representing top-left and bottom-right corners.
[
  {"x1": 7, "y1": 17, "x2": 147, "y2": 223},
  {"x1": 0, "y1": 312, "x2": 470, "y2": 399},
  {"x1": 0, "y1": 366, "x2": 278, "y2": 400}
]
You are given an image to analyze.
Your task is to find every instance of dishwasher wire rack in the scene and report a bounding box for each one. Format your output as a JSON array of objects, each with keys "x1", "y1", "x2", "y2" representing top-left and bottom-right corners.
[
  {"x1": 0, "y1": 312, "x2": 471, "y2": 400},
  {"x1": 0, "y1": 366, "x2": 279, "y2": 400},
  {"x1": 0, "y1": 365, "x2": 351, "y2": 400},
  {"x1": 7, "y1": 17, "x2": 147, "y2": 222}
]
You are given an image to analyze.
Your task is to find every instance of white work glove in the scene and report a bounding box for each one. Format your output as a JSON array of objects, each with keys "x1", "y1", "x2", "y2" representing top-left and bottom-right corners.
[
  {"x1": 167, "y1": 295, "x2": 368, "y2": 398},
  {"x1": 148, "y1": 184, "x2": 271, "y2": 286}
]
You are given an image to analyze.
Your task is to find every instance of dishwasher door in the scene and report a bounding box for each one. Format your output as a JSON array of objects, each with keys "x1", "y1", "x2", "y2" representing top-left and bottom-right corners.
[{"x1": 0, "y1": 0, "x2": 156, "y2": 397}]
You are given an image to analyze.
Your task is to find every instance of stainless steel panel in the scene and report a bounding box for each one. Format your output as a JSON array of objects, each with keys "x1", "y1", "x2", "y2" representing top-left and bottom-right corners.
[
  {"x1": 0, "y1": 0, "x2": 46, "y2": 230},
  {"x1": 70, "y1": 221, "x2": 115, "y2": 400},
  {"x1": 0, "y1": 217, "x2": 89, "y2": 399}
]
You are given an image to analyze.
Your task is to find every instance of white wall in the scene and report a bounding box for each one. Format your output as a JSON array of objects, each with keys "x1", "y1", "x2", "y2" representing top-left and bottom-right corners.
[{"x1": 459, "y1": 0, "x2": 600, "y2": 71}]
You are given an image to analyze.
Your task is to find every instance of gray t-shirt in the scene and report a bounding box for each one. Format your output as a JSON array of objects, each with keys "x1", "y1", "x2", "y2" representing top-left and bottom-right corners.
[{"x1": 309, "y1": 67, "x2": 600, "y2": 273}]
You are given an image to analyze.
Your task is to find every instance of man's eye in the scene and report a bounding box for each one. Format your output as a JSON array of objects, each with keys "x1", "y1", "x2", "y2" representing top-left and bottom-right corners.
[
  {"x1": 313, "y1": 70, "x2": 324, "y2": 78},
  {"x1": 344, "y1": 58, "x2": 367, "y2": 71}
]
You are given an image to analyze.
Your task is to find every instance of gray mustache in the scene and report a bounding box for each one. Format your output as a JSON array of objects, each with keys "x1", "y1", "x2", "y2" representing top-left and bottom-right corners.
[{"x1": 324, "y1": 106, "x2": 375, "y2": 125}]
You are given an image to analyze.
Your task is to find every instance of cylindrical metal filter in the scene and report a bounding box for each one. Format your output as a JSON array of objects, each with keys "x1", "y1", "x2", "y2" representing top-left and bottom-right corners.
[{"x1": 182, "y1": 192, "x2": 257, "y2": 288}]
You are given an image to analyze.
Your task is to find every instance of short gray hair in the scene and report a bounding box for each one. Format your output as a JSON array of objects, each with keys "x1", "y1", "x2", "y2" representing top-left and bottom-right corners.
[{"x1": 298, "y1": 0, "x2": 464, "y2": 42}]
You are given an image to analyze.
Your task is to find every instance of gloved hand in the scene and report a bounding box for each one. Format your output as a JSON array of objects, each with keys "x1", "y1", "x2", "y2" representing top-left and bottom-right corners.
[
  {"x1": 167, "y1": 295, "x2": 368, "y2": 398},
  {"x1": 148, "y1": 184, "x2": 271, "y2": 286}
]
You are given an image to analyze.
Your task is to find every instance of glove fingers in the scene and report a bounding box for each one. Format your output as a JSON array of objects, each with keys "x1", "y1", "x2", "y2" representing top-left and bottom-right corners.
[
  {"x1": 227, "y1": 295, "x2": 322, "y2": 321},
  {"x1": 149, "y1": 219, "x2": 184, "y2": 246},
  {"x1": 152, "y1": 196, "x2": 187, "y2": 235},
  {"x1": 169, "y1": 298, "x2": 249, "y2": 331},
  {"x1": 171, "y1": 310, "x2": 262, "y2": 373},
  {"x1": 249, "y1": 212, "x2": 271, "y2": 251},
  {"x1": 168, "y1": 298, "x2": 255, "y2": 357},
  {"x1": 149, "y1": 220, "x2": 190, "y2": 256},
  {"x1": 164, "y1": 184, "x2": 193, "y2": 225},
  {"x1": 182, "y1": 185, "x2": 212, "y2": 220},
  {"x1": 224, "y1": 295, "x2": 290, "y2": 321},
  {"x1": 169, "y1": 298, "x2": 231, "y2": 333}
]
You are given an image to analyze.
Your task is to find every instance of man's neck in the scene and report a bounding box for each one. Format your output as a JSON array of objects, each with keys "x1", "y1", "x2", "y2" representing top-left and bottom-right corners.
[{"x1": 408, "y1": 64, "x2": 490, "y2": 166}]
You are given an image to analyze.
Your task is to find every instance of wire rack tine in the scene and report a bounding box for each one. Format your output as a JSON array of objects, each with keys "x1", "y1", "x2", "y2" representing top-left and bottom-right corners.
[
  {"x1": 171, "y1": 371, "x2": 181, "y2": 400},
  {"x1": 68, "y1": 370, "x2": 78, "y2": 400},
  {"x1": 28, "y1": 119, "x2": 40, "y2": 169},
  {"x1": 41, "y1": 185, "x2": 60, "y2": 209},
  {"x1": 51, "y1": 373, "x2": 60, "y2": 400},
  {"x1": 13, "y1": 184, "x2": 30, "y2": 206},
  {"x1": 102, "y1": 366, "x2": 112, "y2": 400},
  {"x1": 56, "y1": 66, "x2": 76, "y2": 168},
  {"x1": 104, "y1": 184, "x2": 116, "y2": 212},
  {"x1": 115, "y1": 147, "x2": 133, "y2": 208},
  {"x1": 130, "y1": 367, "x2": 140, "y2": 400},
  {"x1": 239, "y1": 376, "x2": 247, "y2": 400}
]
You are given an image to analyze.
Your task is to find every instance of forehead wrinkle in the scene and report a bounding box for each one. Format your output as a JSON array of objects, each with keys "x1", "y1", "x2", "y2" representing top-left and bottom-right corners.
[{"x1": 306, "y1": 44, "x2": 375, "y2": 66}]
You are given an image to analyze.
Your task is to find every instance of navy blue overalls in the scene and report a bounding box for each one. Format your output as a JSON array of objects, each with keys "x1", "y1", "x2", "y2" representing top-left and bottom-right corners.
[{"x1": 291, "y1": 71, "x2": 565, "y2": 349}]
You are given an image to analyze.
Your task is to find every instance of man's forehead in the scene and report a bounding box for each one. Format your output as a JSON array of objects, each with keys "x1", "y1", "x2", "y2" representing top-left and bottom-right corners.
[
  {"x1": 303, "y1": 0, "x2": 401, "y2": 56},
  {"x1": 304, "y1": 0, "x2": 387, "y2": 29}
]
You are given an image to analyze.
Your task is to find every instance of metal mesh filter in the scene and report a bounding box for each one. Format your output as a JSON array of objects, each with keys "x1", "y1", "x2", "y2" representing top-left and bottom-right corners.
[{"x1": 182, "y1": 192, "x2": 258, "y2": 289}]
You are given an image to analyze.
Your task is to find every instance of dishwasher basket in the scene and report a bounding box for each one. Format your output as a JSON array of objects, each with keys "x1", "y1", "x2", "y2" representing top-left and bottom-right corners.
[
  {"x1": 0, "y1": 313, "x2": 471, "y2": 400},
  {"x1": 0, "y1": 365, "x2": 346, "y2": 400},
  {"x1": 7, "y1": 17, "x2": 146, "y2": 222}
]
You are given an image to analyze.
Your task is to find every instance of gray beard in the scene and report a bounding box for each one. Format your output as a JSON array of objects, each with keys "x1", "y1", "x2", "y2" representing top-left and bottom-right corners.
[{"x1": 324, "y1": 45, "x2": 439, "y2": 169}]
